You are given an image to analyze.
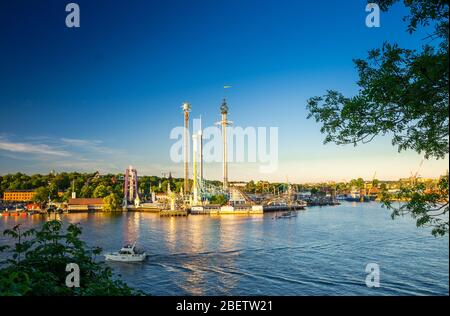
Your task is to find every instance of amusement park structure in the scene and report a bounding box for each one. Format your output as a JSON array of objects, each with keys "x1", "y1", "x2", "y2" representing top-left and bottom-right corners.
[
  {"x1": 120, "y1": 97, "x2": 307, "y2": 214},
  {"x1": 182, "y1": 102, "x2": 191, "y2": 195},
  {"x1": 192, "y1": 131, "x2": 200, "y2": 205},
  {"x1": 123, "y1": 165, "x2": 140, "y2": 207},
  {"x1": 177, "y1": 98, "x2": 296, "y2": 208},
  {"x1": 216, "y1": 99, "x2": 233, "y2": 190}
]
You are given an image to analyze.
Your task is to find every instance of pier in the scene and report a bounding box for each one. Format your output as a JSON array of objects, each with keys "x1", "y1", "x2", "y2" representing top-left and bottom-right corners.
[
  {"x1": 189, "y1": 204, "x2": 305, "y2": 215},
  {"x1": 159, "y1": 210, "x2": 188, "y2": 217},
  {"x1": 126, "y1": 203, "x2": 161, "y2": 213}
]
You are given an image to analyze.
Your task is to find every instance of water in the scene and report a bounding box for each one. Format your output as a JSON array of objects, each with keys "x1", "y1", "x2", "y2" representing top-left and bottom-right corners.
[{"x1": 1, "y1": 202, "x2": 448, "y2": 296}]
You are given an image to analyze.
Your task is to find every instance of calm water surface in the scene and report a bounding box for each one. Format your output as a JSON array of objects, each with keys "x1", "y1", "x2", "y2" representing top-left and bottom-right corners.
[{"x1": 1, "y1": 202, "x2": 448, "y2": 295}]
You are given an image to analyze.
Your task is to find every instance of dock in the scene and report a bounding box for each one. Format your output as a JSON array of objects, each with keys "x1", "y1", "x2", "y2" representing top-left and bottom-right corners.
[
  {"x1": 190, "y1": 205, "x2": 265, "y2": 215},
  {"x1": 159, "y1": 210, "x2": 188, "y2": 217},
  {"x1": 190, "y1": 206, "x2": 218, "y2": 215},
  {"x1": 303, "y1": 197, "x2": 340, "y2": 206},
  {"x1": 262, "y1": 205, "x2": 306, "y2": 212},
  {"x1": 127, "y1": 206, "x2": 161, "y2": 213}
]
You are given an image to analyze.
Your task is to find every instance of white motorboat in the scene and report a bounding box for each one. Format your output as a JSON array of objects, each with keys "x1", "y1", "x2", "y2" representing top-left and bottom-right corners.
[
  {"x1": 275, "y1": 210, "x2": 297, "y2": 219},
  {"x1": 105, "y1": 243, "x2": 146, "y2": 262}
]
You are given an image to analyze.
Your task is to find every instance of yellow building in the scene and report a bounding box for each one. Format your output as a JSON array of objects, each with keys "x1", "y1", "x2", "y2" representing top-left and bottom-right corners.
[
  {"x1": 2, "y1": 190, "x2": 36, "y2": 201},
  {"x1": 2, "y1": 190, "x2": 65, "y2": 201}
]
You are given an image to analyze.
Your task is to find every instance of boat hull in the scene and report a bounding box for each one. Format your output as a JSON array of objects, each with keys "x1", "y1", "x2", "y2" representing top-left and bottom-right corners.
[{"x1": 105, "y1": 253, "x2": 146, "y2": 262}]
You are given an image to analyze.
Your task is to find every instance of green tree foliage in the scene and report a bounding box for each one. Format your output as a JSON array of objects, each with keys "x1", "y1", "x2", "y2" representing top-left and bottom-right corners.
[
  {"x1": 307, "y1": 0, "x2": 448, "y2": 159},
  {"x1": 93, "y1": 184, "x2": 109, "y2": 198},
  {"x1": 350, "y1": 178, "x2": 366, "y2": 190},
  {"x1": 372, "y1": 179, "x2": 380, "y2": 188},
  {"x1": 80, "y1": 185, "x2": 93, "y2": 198},
  {"x1": 102, "y1": 193, "x2": 121, "y2": 212},
  {"x1": 245, "y1": 180, "x2": 256, "y2": 193},
  {"x1": 210, "y1": 194, "x2": 228, "y2": 206},
  {"x1": 0, "y1": 221, "x2": 143, "y2": 295},
  {"x1": 31, "y1": 187, "x2": 50, "y2": 207},
  {"x1": 0, "y1": 172, "x2": 187, "y2": 202},
  {"x1": 306, "y1": 0, "x2": 449, "y2": 234},
  {"x1": 382, "y1": 174, "x2": 449, "y2": 236}
]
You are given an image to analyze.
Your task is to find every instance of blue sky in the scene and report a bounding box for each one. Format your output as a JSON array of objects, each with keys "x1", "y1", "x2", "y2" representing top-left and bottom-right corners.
[{"x1": 0, "y1": 0, "x2": 448, "y2": 182}]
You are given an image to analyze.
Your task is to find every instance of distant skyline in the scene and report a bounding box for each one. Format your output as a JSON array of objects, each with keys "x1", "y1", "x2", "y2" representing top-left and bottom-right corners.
[{"x1": 0, "y1": 0, "x2": 448, "y2": 182}]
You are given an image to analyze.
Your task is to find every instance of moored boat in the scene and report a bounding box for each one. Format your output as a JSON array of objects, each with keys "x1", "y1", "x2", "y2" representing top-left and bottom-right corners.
[
  {"x1": 275, "y1": 210, "x2": 297, "y2": 219},
  {"x1": 105, "y1": 243, "x2": 146, "y2": 262}
]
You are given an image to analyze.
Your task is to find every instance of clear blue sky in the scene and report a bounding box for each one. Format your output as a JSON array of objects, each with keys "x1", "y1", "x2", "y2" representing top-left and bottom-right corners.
[{"x1": 0, "y1": 0, "x2": 447, "y2": 182}]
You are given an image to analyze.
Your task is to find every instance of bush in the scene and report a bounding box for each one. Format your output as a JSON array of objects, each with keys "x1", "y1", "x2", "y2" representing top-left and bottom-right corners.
[
  {"x1": 103, "y1": 193, "x2": 121, "y2": 211},
  {"x1": 0, "y1": 220, "x2": 145, "y2": 296},
  {"x1": 210, "y1": 194, "x2": 228, "y2": 206}
]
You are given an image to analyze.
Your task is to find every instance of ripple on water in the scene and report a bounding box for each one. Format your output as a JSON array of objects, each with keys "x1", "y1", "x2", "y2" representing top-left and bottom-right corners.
[{"x1": 0, "y1": 202, "x2": 448, "y2": 296}]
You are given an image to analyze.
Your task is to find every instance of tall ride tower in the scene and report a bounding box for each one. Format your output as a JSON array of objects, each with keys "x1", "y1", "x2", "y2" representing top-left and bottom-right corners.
[
  {"x1": 182, "y1": 102, "x2": 191, "y2": 195},
  {"x1": 192, "y1": 133, "x2": 199, "y2": 205},
  {"x1": 123, "y1": 165, "x2": 139, "y2": 206},
  {"x1": 198, "y1": 128, "x2": 203, "y2": 187},
  {"x1": 217, "y1": 99, "x2": 232, "y2": 190}
]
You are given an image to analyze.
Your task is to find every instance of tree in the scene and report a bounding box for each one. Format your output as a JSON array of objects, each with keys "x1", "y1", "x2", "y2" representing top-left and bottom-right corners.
[
  {"x1": 103, "y1": 193, "x2": 121, "y2": 212},
  {"x1": 32, "y1": 186, "x2": 50, "y2": 207},
  {"x1": 306, "y1": 0, "x2": 449, "y2": 235},
  {"x1": 245, "y1": 180, "x2": 256, "y2": 193},
  {"x1": 382, "y1": 173, "x2": 449, "y2": 236},
  {"x1": 48, "y1": 182, "x2": 60, "y2": 201},
  {"x1": 53, "y1": 172, "x2": 70, "y2": 191},
  {"x1": 372, "y1": 179, "x2": 380, "y2": 188},
  {"x1": 80, "y1": 185, "x2": 93, "y2": 198},
  {"x1": 307, "y1": 0, "x2": 448, "y2": 159},
  {"x1": 93, "y1": 184, "x2": 109, "y2": 198},
  {"x1": 62, "y1": 188, "x2": 72, "y2": 202},
  {"x1": 210, "y1": 194, "x2": 228, "y2": 206},
  {"x1": 350, "y1": 178, "x2": 366, "y2": 190},
  {"x1": 0, "y1": 221, "x2": 143, "y2": 295}
]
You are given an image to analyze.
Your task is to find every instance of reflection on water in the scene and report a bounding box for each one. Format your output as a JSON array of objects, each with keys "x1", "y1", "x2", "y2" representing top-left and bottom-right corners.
[{"x1": 0, "y1": 203, "x2": 448, "y2": 296}]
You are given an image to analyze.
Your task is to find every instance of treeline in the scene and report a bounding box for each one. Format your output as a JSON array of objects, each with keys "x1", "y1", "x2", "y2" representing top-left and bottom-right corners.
[
  {"x1": 243, "y1": 178, "x2": 442, "y2": 195},
  {"x1": 242, "y1": 179, "x2": 378, "y2": 194},
  {"x1": 1, "y1": 172, "x2": 441, "y2": 203},
  {"x1": 0, "y1": 172, "x2": 199, "y2": 203}
]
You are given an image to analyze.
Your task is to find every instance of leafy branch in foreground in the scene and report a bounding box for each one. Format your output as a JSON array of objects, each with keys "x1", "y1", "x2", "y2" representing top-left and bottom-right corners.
[
  {"x1": 382, "y1": 174, "x2": 449, "y2": 237},
  {"x1": 306, "y1": 41, "x2": 448, "y2": 159},
  {"x1": 0, "y1": 220, "x2": 145, "y2": 296},
  {"x1": 306, "y1": 0, "x2": 449, "y2": 235}
]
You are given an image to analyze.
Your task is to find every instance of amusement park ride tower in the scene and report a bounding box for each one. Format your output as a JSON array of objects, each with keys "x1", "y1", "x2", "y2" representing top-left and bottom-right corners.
[
  {"x1": 188, "y1": 113, "x2": 204, "y2": 206},
  {"x1": 198, "y1": 117, "x2": 203, "y2": 188},
  {"x1": 178, "y1": 97, "x2": 233, "y2": 207},
  {"x1": 123, "y1": 165, "x2": 140, "y2": 207},
  {"x1": 192, "y1": 132, "x2": 199, "y2": 205},
  {"x1": 182, "y1": 102, "x2": 191, "y2": 195},
  {"x1": 217, "y1": 99, "x2": 232, "y2": 190}
]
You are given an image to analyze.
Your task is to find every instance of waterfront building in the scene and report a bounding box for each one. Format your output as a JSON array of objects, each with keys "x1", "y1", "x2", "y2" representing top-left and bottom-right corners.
[
  {"x1": 26, "y1": 203, "x2": 41, "y2": 210},
  {"x1": 2, "y1": 190, "x2": 64, "y2": 202},
  {"x1": 3, "y1": 190, "x2": 36, "y2": 201},
  {"x1": 67, "y1": 198, "x2": 104, "y2": 211}
]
